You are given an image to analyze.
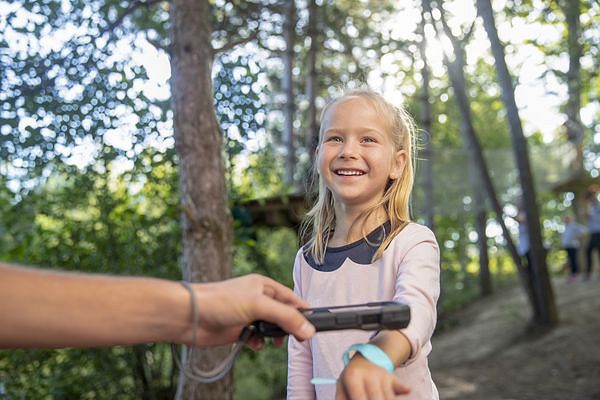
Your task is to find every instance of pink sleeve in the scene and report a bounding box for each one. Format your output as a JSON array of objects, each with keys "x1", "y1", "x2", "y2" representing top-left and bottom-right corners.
[
  {"x1": 286, "y1": 251, "x2": 315, "y2": 400},
  {"x1": 393, "y1": 227, "x2": 440, "y2": 364}
]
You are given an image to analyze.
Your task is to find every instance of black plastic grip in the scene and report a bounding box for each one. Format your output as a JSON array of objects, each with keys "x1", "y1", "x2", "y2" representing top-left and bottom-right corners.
[{"x1": 249, "y1": 301, "x2": 410, "y2": 338}]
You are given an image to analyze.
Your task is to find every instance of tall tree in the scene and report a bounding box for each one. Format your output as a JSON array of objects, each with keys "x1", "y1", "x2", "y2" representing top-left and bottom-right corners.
[
  {"x1": 418, "y1": 8, "x2": 435, "y2": 231},
  {"x1": 282, "y1": 0, "x2": 297, "y2": 186},
  {"x1": 469, "y1": 166, "x2": 492, "y2": 296},
  {"x1": 476, "y1": 0, "x2": 557, "y2": 325},
  {"x1": 559, "y1": 0, "x2": 587, "y2": 220},
  {"x1": 170, "y1": 0, "x2": 234, "y2": 398},
  {"x1": 560, "y1": 0, "x2": 584, "y2": 173},
  {"x1": 305, "y1": 0, "x2": 320, "y2": 157}
]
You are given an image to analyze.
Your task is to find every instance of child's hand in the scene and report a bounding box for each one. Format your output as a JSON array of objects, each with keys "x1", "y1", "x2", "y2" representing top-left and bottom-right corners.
[{"x1": 335, "y1": 354, "x2": 410, "y2": 400}]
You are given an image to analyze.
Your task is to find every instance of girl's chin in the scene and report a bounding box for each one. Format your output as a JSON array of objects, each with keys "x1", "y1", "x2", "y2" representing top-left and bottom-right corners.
[{"x1": 333, "y1": 195, "x2": 384, "y2": 209}]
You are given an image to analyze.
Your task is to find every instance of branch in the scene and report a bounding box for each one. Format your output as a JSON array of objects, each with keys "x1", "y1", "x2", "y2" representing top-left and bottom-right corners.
[
  {"x1": 99, "y1": 0, "x2": 164, "y2": 37},
  {"x1": 212, "y1": 31, "x2": 259, "y2": 55},
  {"x1": 145, "y1": 32, "x2": 170, "y2": 54},
  {"x1": 437, "y1": 2, "x2": 456, "y2": 42},
  {"x1": 464, "y1": 21, "x2": 476, "y2": 42}
]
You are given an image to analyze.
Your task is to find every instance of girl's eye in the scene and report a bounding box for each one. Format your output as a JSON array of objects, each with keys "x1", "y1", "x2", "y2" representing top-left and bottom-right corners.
[
  {"x1": 326, "y1": 136, "x2": 343, "y2": 143},
  {"x1": 361, "y1": 136, "x2": 376, "y2": 143}
]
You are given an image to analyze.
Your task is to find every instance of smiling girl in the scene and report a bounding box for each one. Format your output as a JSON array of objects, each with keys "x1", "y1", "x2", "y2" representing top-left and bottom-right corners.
[{"x1": 287, "y1": 89, "x2": 440, "y2": 400}]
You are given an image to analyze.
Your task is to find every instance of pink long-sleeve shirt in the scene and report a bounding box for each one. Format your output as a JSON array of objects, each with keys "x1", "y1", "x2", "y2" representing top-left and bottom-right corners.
[{"x1": 287, "y1": 222, "x2": 440, "y2": 400}]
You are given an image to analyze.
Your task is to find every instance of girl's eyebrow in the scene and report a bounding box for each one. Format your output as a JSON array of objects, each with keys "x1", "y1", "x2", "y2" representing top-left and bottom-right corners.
[{"x1": 323, "y1": 127, "x2": 385, "y2": 136}]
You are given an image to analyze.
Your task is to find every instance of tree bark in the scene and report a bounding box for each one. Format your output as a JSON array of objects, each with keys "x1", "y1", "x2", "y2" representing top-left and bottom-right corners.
[
  {"x1": 418, "y1": 10, "x2": 435, "y2": 231},
  {"x1": 559, "y1": 0, "x2": 586, "y2": 223},
  {"x1": 469, "y1": 165, "x2": 492, "y2": 296},
  {"x1": 170, "y1": 0, "x2": 234, "y2": 398},
  {"x1": 282, "y1": 0, "x2": 297, "y2": 186},
  {"x1": 306, "y1": 0, "x2": 320, "y2": 158},
  {"x1": 476, "y1": 0, "x2": 557, "y2": 325},
  {"x1": 561, "y1": 0, "x2": 584, "y2": 173}
]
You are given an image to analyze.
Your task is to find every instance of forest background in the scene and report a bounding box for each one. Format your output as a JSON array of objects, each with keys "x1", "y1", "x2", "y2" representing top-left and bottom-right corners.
[{"x1": 0, "y1": 0, "x2": 598, "y2": 399}]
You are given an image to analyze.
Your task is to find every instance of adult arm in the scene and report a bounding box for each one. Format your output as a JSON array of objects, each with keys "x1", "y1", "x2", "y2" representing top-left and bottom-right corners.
[{"x1": 0, "y1": 263, "x2": 314, "y2": 349}]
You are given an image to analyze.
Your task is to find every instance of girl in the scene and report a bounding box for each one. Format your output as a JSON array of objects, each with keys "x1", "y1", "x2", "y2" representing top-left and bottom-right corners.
[{"x1": 287, "y1": 89, "x2": 440, "y2": 400}]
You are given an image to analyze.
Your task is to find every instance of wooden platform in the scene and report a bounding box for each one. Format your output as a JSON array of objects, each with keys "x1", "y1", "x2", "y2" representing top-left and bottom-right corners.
[{"x1": 234, "y1": 192, "x2": 309, "y2": 229}]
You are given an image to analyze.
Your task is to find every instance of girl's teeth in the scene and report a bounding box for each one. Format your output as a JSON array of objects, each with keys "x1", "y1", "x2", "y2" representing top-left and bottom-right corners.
[{"x1": 337, "y1": 170, "x2": 363, "y2": 176}]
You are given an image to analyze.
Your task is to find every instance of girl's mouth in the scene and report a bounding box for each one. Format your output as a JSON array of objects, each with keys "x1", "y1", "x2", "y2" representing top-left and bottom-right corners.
[{"x1": 334, "y1": 169, "x2": 366, "y2": 176}]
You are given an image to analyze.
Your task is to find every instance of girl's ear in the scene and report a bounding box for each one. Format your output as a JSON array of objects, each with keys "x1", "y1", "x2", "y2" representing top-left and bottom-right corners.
[{"x1": 389, "y1": 149, "x2": 407, "y2": 180}]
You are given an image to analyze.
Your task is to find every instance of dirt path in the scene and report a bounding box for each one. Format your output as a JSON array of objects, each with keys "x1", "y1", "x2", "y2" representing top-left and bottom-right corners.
[{"x1": 429, "y1": 277, "x2": 600, "y2": 400}]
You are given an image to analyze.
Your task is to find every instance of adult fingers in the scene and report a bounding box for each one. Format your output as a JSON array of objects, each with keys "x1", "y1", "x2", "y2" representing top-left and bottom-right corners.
[
  {"x1": 259, "y1": 275, "x2": 309, "y2": 308},
  {"x1": 252, "y1": 296, "x2": 315, "y2": 341}
]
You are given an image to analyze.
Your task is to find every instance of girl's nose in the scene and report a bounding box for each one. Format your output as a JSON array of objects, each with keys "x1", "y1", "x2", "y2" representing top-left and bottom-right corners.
[{"x1": 338, "y1": 140, "x2": 358, "y2": 159}]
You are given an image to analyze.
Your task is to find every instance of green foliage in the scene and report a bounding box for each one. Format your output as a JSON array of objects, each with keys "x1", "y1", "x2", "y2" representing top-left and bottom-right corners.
[
  {"x1": 232, "y1": 227, "x2": 298, "y2": 400},
  {"x1": 0, "y1": 157, "x2": 180, "y2": 399},
  {"x1": 0, "y1": 0, "x2": 170, "y2": 181},
  {"x1": 1, "y1": 345, "x2": 175, "y2": 399}
]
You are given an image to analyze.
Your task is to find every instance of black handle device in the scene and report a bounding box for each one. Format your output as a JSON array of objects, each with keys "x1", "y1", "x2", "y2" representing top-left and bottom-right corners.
[{"x1": 250, "y1": 301, "x2": 410, "y2": 338}]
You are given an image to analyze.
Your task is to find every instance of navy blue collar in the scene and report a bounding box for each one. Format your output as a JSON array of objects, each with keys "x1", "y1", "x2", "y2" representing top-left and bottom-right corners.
[{"x1": 303, "y1": 221, "x2": 391, "y2": 272}]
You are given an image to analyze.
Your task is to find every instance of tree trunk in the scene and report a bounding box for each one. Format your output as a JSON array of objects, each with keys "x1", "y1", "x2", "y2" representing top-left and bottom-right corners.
[
  {"x1": 305, "y1": 0, "x2": 320, "y2": 181},
  {"x1": 560, "y1": 0, "x2": 586, "y2": 223},
  {"x1": 418, "y1": 10, "x2": 435, "y2": 231},
  {"x1": 170, "y1": 0, "x2": 234, "y2": 398},
  {"x1": 282, "y1": 0, "x2": 297, "y2": 186},
  {"x1": 477, "y1": 0, "x2": 557, "y2": 325},
  {"x1": 561, "y1": 0, "x2": 584, "y2": 174},
  {"x1": 469, "y1": 167, "x2": 492, "y2": 296},
  {"x1": 458, "y1": 212, "x2": 468, "y2": 287}
]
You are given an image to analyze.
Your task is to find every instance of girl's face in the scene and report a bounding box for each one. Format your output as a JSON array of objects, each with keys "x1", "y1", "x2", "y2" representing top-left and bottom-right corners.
[{"x1": 317, "y1": 97, "x2": 406, "y2": 210}]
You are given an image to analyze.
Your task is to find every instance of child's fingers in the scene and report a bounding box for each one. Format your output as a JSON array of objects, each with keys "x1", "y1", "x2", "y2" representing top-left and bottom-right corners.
[
  {"x1": 336, "y1": 374, "x2": 366, "y2": 400},
  {"x1": 381, "y1": 375, "x2": 410, "y2": 399},
  {"x1": 246, "y1": 336, "x2": 264, "y2": 351},
  {"x1": 272, "y1": 336, "x2": 285, "y2": 347},
  {"x1": 365, "y1": 380, "x2": 385, "y2": 400},
  {"x1": 391, "y1": 377, "x2": 411, "y2": 395},
  {"x1": 334, "y1": 381, "x2": 348, "y2": 400}
]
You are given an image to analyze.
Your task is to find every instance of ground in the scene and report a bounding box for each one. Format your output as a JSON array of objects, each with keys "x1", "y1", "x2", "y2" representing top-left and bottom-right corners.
[{"x1": 429, "y1": 277, "x2": 600, "y2": 400}]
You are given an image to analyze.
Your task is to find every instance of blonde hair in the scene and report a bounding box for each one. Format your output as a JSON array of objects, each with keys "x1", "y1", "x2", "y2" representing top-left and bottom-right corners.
[{"x1": 301, "y1": 89, "x2": 417, "y2": 264}]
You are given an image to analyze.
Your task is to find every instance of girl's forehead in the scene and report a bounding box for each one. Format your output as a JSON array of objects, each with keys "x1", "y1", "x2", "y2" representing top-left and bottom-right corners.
[
  {"x1": 328, "y1": 95, "x2": 373, "y2": 112},
  {"x1": 322, "y1": 96, "x2": 386, "y2": 125},
  {"x1": 321, "y1": 97, "x2": 395, "y2": 139}
]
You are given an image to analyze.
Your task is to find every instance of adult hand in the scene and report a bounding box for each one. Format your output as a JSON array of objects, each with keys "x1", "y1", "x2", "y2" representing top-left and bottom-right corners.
[
  {"x1": 187, "y1": 274, "x2": 315, "y2": 347},
  {"x1": 335, "y1": 355, "x2": 410, "y2": 400}
]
